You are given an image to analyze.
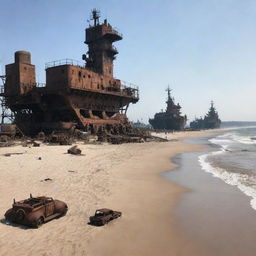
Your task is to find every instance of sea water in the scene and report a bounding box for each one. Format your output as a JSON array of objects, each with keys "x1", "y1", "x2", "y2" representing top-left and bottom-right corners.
[{"x1": 199, "y1": 127, "x2": 256, "y2": 210}]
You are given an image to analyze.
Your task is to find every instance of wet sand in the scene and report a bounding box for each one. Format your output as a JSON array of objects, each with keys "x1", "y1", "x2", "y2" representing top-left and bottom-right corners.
[
  {"x1": 164, "y1": 136, "x2": 256, "y2": 256},
  {"x1": 0, "y1": 130, "x2": 222, "y2": 256}
]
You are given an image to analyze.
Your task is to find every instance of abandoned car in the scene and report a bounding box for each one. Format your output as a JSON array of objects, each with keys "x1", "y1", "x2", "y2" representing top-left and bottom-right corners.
[
  {"x1": 89, "y1": 208, "x2": 122, "y2": 226},
  {"x1": 4, "y1": 194, "x2": 68, "y2": 228}
]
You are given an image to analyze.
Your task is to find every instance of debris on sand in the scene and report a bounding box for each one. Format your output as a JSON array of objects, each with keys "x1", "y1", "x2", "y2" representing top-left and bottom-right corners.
[
  {"x1": 33, "y1": 141, "x2": 40, "y2": 147},
  {"x1": 45, "y1": 133, "x2": 73, "y2": 145},
  {"x1": 40, "y1": 178, "x2": 52, "y2": 182},
  {"x1": 3, "y1": 152, "x2": 23, "y2": 157},
  {"x1": 0, "y1": 135, "x2": 14, "y2": 147},
  {"x1": 67, "y1": 145, "x2": 82, "y2": 155}
]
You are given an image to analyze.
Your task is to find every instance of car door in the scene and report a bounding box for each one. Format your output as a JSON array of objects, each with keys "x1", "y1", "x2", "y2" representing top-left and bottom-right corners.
[{"x1": 45, "y1": 198, "x2": 55, "y2": 217}]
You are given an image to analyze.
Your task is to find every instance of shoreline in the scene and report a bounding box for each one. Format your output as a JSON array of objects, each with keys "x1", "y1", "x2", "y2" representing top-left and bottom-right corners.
[
  {"x1": 166, "y1": 133, "x2": 256, "y2": 256},
  {"x1": 87, "y1": 137, "x2": 209, "y2": 256},
  {"x1": 0, "y1": 130, "x2": 221, "y2": 256},
  {"x1": 86, "y1": 130, "x2": 228, "y2": 256}
]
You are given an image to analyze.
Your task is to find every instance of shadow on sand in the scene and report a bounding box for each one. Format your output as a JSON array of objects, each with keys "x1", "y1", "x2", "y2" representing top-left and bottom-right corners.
[{"x1": 0, "y1": 218, "x2": 31, "y2": 230}]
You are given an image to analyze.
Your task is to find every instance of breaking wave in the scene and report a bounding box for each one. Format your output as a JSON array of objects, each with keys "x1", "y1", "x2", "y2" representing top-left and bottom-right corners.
[
  {"x1": 199, "y1": 152, "x2": 256, "y2": 211},
  {"x1": 199, "y1": 128, "x2": 256, "y2": 211}
]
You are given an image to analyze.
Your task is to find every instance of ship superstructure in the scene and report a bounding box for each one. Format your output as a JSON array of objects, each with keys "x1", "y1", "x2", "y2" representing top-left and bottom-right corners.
[
  {"x1": 149, "y1": 87, "x2": 187, "y2": 130},
  {"x1": 190, "y1": 101, "x2": 221, "y2": 129},
  {"x1": 0, "y1": 9, "x2": 139, "y2": 135}
]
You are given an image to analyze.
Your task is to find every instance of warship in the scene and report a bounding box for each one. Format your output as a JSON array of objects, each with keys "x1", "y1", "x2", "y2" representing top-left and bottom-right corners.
[
  {"x1": 149, "y1": 88, "x2": 187, "y2": 130},
  {"x1": 190, "y1": 101, "x2": 221, "y2": 129},
  {"x1": 0, "y1": 9, "x2": 139, "y2": 136}
]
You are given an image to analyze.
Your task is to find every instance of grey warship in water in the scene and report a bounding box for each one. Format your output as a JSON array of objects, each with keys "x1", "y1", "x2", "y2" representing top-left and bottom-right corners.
[
  {"x1": 149, "y1": 87, "x2": 187, "y2": 130},
  {"x1": 190, "y1": 101, "x2": 221, "y2": 129}
]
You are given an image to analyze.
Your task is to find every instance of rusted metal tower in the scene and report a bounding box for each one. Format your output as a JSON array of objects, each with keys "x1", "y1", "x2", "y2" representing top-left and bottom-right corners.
[{"x1": 2, "y1": 10, "x2": 139, "y2": 135}]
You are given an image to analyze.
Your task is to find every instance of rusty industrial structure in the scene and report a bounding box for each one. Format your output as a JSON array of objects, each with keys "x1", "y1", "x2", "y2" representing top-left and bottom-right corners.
[
  {"x1": 149, "y1": 87, "x2": 187, "y2": 130},
  {"x1": 0, "y1": 9, "x2": 139, "y2": 136}
]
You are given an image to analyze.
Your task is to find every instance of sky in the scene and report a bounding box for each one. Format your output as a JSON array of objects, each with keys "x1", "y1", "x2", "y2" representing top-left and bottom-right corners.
[{"x1": 1, "y1": 0, "x2": 256, "y2": 123}]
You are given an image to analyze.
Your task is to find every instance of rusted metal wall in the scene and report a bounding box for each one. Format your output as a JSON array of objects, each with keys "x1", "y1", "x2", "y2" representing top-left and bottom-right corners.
[
  {"x1": 46, "y1": 65, "x2": 121, "y2": 91},
  {"x1": 5, "y1": 51, "x2": 36, "y2": 96}
]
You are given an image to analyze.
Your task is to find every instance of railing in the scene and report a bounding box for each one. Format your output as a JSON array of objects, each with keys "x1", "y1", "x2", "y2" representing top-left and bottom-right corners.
[
  {"x1": 45, "y1": 59, "x2": 85, "y2": 69},
  {"x1": 120, "y1": 81, "x2": 139, "y2": 99},
  {"x1": 112, "y1": 27, "x2": 123, "y2": 38},
  {"x1": 69, "y1": 79, "x2": 139, "y2": 100},
  {"x1": 103, "y1": 25, "x2": 123, "y2": 39},
  {"x1": 121, "y1": 80, "x2": 138, "y2": 90}
]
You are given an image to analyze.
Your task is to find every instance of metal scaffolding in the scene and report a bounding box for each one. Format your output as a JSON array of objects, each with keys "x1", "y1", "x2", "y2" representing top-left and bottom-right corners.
[{"x1": 0, "y1": 75, "x2": 13, "y2": 123}]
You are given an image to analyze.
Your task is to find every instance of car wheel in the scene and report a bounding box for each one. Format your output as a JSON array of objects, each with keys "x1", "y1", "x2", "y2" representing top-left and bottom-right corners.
[
  {"x1": 35, "y1": 217, "x2": 44, "y2": 228},
  {"x1": 16, "y1": 209, "x2": 25, "y2": 221}
]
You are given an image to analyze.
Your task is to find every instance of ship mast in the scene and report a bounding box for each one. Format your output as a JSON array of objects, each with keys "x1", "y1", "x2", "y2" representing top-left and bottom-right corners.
[
  {"x1": 166, "y1": 86, "x2": 172, "y2": 102},
  {"x1": 165, "y1": 86, "x2": 174, "y2": 112},
  {"x1": 90, "y1": 8, "x2": 100, "y2": 26}
]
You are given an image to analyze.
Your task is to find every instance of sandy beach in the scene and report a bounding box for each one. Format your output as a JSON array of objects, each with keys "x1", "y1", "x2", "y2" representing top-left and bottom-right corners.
[{"x1": 0, "y1": 130, "x2": 222, "y2": 256}]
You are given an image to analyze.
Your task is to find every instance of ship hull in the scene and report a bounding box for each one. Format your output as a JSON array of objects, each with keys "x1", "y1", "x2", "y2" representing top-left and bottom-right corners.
[
  {"x1": 149, "y1": 115, "x2": 186, "y2": 131},
  {"x1": 6, "y1": 88, "x2": 137, "y2": 135}
]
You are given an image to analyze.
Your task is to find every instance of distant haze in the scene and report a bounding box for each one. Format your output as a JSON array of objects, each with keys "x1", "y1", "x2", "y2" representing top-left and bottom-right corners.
[
  {"x1": 1, "y1": 0, "x2": 256, "y2": 123},
  {"x1": 221, "y1": 121, "x2": 256, "y2": 128}
]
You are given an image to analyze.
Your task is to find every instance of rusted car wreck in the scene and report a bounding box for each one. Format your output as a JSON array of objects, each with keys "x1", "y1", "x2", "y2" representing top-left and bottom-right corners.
[
  {"x1": 89, "y1": 208, "x2": 122, "y2": 226},
  {"x1": 5, "y1": 195, "x2": 68, "y2": 228}
]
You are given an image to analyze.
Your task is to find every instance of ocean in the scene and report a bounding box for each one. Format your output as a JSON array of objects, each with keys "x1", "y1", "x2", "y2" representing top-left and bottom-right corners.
[{"x1": 199, "y1": 126, "x2": 256, "y2": 211}]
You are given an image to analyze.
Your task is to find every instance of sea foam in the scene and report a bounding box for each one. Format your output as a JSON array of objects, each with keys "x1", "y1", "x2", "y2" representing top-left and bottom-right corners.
[{"x1": 199, "y1": 150, "x2": 256, "y2": 211}]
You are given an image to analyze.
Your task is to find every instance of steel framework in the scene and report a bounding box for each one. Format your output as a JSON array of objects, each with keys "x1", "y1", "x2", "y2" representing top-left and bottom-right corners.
[{"x1": 0, "y1": 75, "x2": 13, "y2": 123}]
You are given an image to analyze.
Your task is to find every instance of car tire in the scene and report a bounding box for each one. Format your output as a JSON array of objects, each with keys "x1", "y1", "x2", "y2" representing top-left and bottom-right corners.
[
  {"x1": 35, "y1": 217, "x2": 44, "y2": 228},
  {"x1": 16, "y1": 209, "x2": 25, "y2": 221}
]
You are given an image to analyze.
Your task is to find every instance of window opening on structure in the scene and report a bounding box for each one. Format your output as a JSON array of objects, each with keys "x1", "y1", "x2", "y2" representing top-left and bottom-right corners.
[
  {"x1": 92, "y1": 110, "x2": 103, "y2": 119},
  {"x1": 80, "y1": 109, "x2": 90, "y2": 118},
  {"x1": 106, "y1": 112, "x2": 115, "y2": 118}
]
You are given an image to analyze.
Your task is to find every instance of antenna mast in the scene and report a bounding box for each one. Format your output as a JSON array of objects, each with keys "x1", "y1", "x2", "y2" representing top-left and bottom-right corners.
[
  {"x1": 166, "y1": 85, "x2": 172, "y2": 100},
  {"x1": 91, "y1": 8, "x2": 100, "y2": 26}
]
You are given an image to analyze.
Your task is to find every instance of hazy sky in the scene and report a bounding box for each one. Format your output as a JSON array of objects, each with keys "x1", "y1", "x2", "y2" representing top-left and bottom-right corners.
[{"x1": 1, "y1": 0, "x2": 256, "y2": 122}]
